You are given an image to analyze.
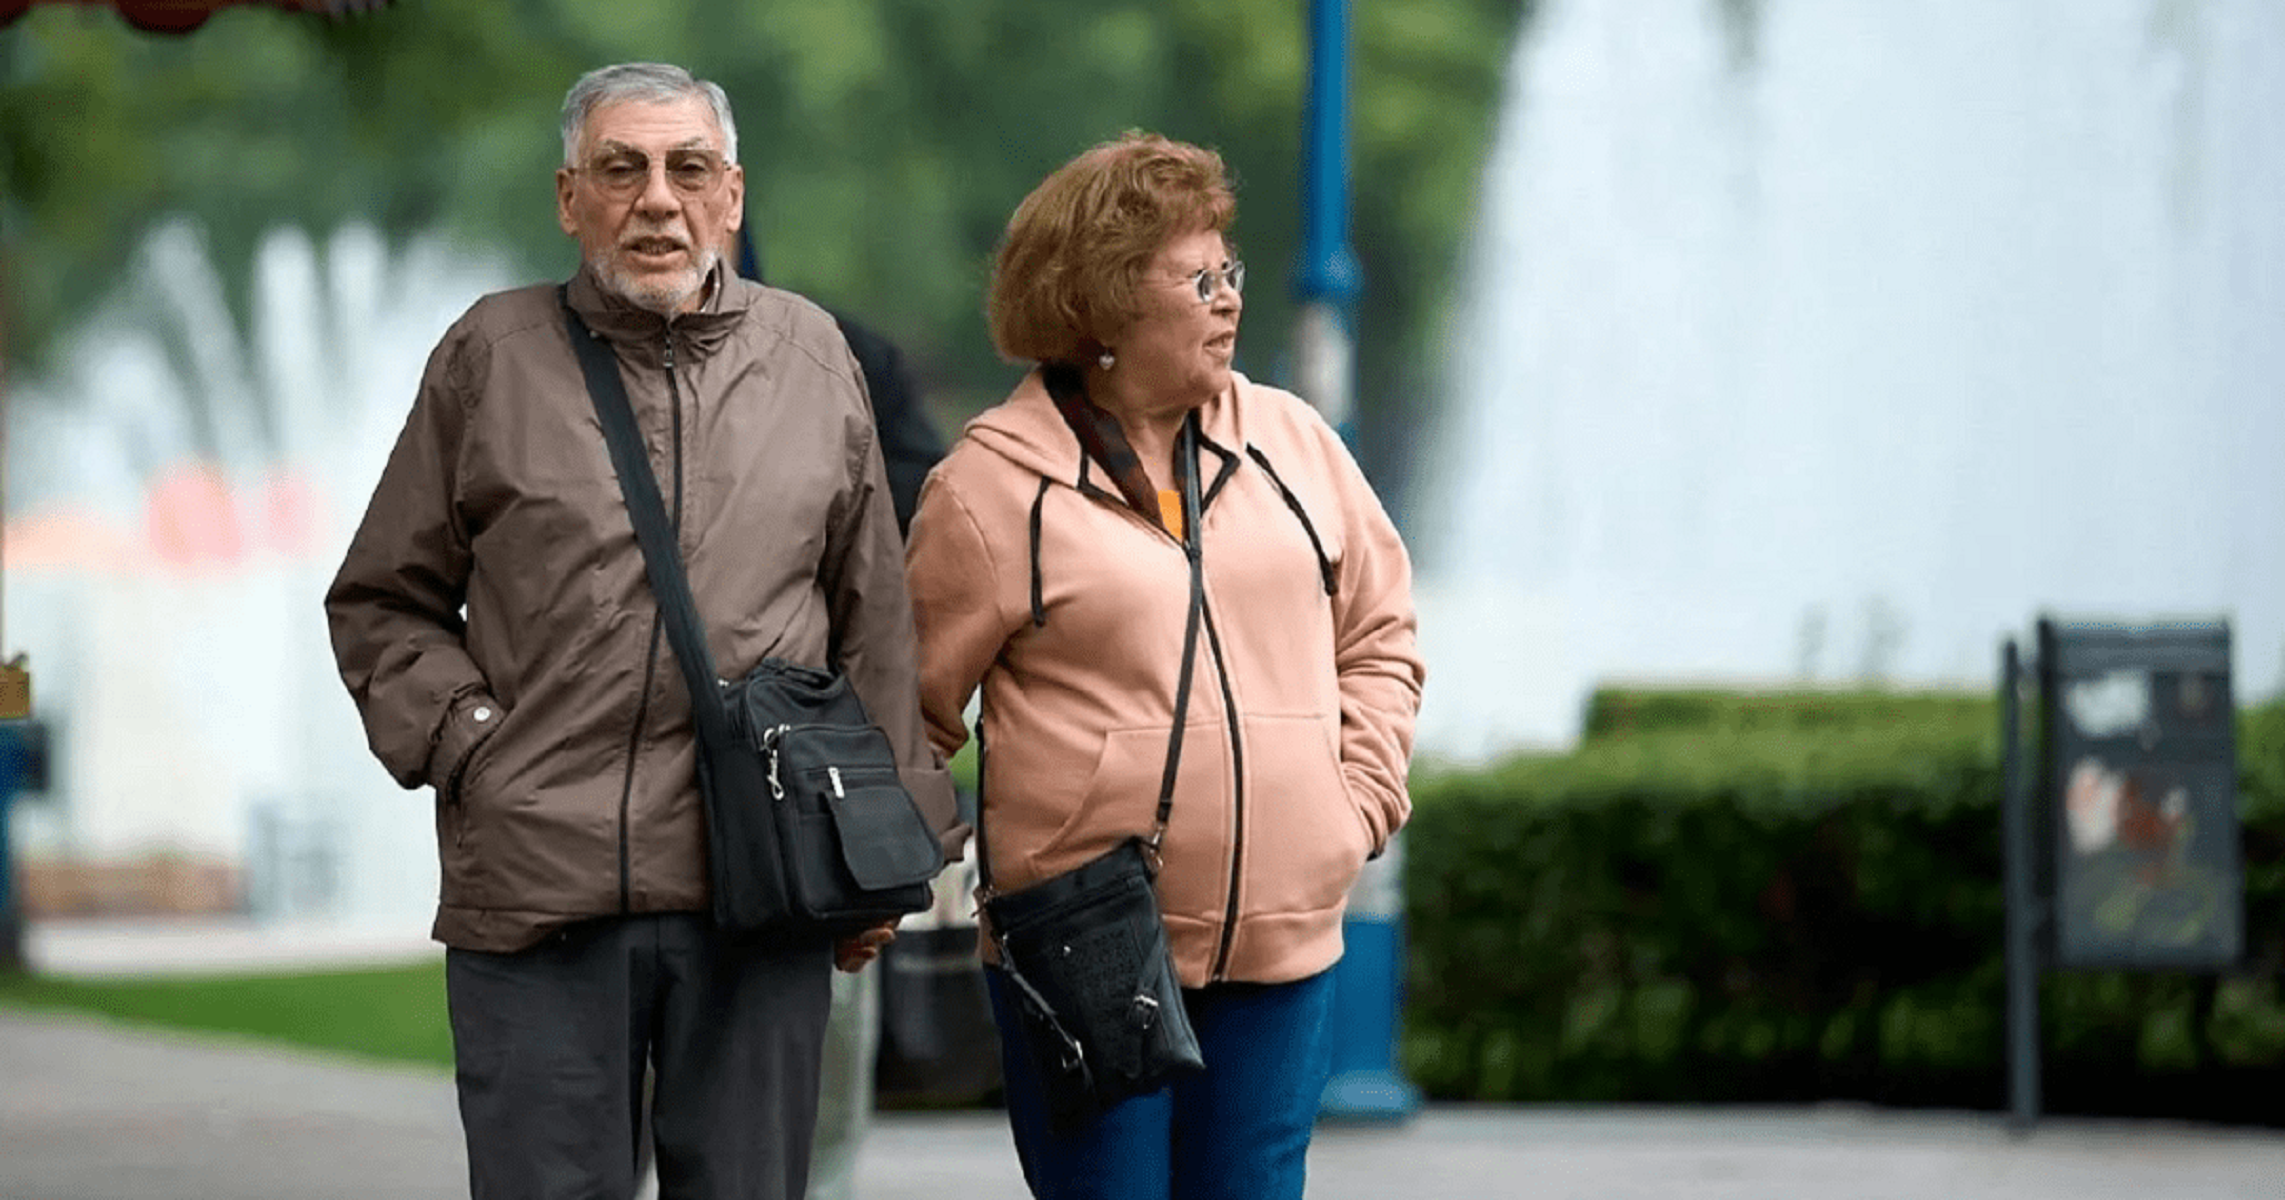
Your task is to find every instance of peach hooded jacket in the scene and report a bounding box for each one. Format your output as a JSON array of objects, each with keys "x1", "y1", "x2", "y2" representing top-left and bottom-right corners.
[{"x1": 905, "y1": 369, "x2": 1424, "y2": 986}]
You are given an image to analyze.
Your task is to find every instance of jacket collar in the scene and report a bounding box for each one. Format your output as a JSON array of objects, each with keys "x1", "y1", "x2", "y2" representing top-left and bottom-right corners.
[{"x1": 563, "y1": 261, "x2": 754, "y2": 364}]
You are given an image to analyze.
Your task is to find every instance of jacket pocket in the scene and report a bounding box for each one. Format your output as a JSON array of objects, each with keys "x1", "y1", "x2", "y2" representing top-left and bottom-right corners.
[
  {"x1": 1238, "y1": 714, "x2": 1367, "y2": 916},
  {"x1": 1028, "y1": 725, "x2": 1179, "y2": 875},
  {"x1": 437, "y1": 701, "x2": 510, "y2": 901},
  {"x1": 447, "y1": 703, "x2": 507, "y2": 810}
]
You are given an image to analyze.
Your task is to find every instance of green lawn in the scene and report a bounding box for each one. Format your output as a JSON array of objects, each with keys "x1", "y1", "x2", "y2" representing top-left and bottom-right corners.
[{"x1": 0, "y1": 961, "x2": 454, "y2": 1070}]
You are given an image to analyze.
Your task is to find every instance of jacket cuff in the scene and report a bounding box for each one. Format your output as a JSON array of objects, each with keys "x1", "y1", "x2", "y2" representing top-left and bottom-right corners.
[
  {"x1": 896, "y1": 762, "x2": 970, "y2": 862},
  {"x1": 1345, "y1": 764, "x2": 1396, "y2": 860},
  {"x1": 428, "y1": 689, "x2": 503, "y2": 803}
]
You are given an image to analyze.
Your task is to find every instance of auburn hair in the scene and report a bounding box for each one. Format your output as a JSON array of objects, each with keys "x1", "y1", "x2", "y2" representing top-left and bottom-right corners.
[{"x1": 988, "y1": 131, "x2": 1236, "y2": 366}]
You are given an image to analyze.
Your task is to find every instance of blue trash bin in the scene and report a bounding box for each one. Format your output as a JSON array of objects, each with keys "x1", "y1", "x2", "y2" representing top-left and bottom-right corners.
[{"x1": 0, "y1": 720, "x2": 28, "y2": 971}]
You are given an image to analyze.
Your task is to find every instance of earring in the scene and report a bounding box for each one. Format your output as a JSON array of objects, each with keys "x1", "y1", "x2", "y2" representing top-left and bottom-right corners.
[{"x1": 1098, "y1": 349, "x2": 1116, "y2": 370}]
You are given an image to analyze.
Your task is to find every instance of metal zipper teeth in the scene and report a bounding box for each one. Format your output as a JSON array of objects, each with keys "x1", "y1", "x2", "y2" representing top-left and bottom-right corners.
[
  {"x1": 619, "y1": 619, "x2": 664, "y2": 912},
  {"x1": 613, "y1": 331, "x2": 691, "y2": 913},
  {"x1": 610, "y1": 330, "x2": 680, "y2": 914},
  {"x1": 615, "y1": 332, "x2": 680, "y2": 913},
  {"x1": 636, "y1": 331, "x2": 690, "y2": 912},
  {"x1": 1204, "y1": 603, "x2": 1245, "y2": 982}
]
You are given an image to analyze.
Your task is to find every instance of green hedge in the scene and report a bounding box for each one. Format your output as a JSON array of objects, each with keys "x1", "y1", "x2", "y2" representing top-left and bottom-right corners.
[{"x1": 1402, "y1": 688, "x2": 2285, "y2": 1124}]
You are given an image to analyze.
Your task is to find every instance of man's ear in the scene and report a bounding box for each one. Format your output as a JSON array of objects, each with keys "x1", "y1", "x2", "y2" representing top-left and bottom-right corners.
[
  {"x1": 724, "y1": 165, "x2": 746, "y2": 233},
  {"x1": 556, "y1": 168, "x2": 579, "y2": 236}
]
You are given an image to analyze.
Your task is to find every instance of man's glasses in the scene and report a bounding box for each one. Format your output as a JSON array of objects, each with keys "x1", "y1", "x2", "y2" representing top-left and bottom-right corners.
[
  {"x1": 572, "y1": 148, "x2": 728, "y2": 199},
  {"x1": 1176, "y1": 261, "x2": 1245, "y2": 304}
]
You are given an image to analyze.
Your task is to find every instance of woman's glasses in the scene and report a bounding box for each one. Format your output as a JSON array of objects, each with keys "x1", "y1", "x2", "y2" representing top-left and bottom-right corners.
[{"x1": 1177, "y1": 261, "x2": 1245, "y2": 304}]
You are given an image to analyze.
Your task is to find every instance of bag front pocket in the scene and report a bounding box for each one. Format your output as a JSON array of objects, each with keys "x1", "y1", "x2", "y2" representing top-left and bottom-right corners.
[
  {"x1": 776, "y1": 723, "x2": 940, "y2": 908},
  {"x1": 822, "y1": 767, "x2": 940, "y2": 890}
]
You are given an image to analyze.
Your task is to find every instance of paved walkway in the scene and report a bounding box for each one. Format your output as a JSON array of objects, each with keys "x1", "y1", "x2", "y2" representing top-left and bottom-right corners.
[
  {"x1": 4, "y1": 1005, "x2": 2282, "y2": 1200},
  {"x1": 7, "y1": 919, "x2": 2283, "y2": 1198}
]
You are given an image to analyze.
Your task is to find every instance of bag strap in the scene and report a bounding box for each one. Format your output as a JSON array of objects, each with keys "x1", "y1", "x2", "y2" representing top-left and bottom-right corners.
[
  {"x1": 978, "y1": 410, "x2": 1206, "y2": 893},
  {"x1": 996, "y1": 945, "x2": 1089, "y2": 1076},
  {"x1": 1148, "y1": 412, "x2": 1207, "y2": 860},
  {"x1": 558, "y1": 292, "x2": 732, "y2": 748}
]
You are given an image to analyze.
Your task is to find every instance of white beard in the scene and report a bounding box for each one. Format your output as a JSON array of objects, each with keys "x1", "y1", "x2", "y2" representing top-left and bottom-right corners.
[{"x1": 593, "y1": 245, "x2": 719, "y2": 316}]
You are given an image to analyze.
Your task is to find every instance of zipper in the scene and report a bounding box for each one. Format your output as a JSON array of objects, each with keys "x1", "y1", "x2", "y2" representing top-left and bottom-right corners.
[
  {"x1": 618, "y1": 618, "x2": 664, "y2": 911},
  {"x1": 665, "y1": 337, "x2": 687, "y2": 550},
  {"x1": 1202, "y1": 596, "x2": 1246, "y2": 982},
  {"x1": 1159, "y1": 432, "x2": 1246, "y2": 982},
  {"x1": 615, "y1": 329, "x2": 689, "y2": 912},
  {"x1": 765, "y1": 724, "x2": 790, "y2": 800}
]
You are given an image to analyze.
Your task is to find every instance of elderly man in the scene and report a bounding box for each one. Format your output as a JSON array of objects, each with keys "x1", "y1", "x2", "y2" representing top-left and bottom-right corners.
[{"x1": 325, "y1": 62, "x2": 957, "y2": 1200}]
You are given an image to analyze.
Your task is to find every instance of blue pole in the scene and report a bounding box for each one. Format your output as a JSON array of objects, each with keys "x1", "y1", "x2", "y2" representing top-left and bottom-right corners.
[
  {"x1": 1293, "y1": 0, "x2": 1363, "y2": 441},
  {"x1": 1298, "y1": 0, "x2": 1420, "y2": 1124}
]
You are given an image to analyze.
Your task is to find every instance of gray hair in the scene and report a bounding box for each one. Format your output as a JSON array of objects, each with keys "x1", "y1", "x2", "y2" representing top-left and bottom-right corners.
[{"x1": 560, "y1": 62, "x2": 739, "y2": 167}]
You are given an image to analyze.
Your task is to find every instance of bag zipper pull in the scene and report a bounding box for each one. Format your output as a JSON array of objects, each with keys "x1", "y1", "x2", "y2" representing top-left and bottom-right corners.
[
  {"x1": 828, "y1": 766, "x2": 845, "y2": 798},
  {"x1": 765, "y1": 724, "x2": 790, "y2": 801}
]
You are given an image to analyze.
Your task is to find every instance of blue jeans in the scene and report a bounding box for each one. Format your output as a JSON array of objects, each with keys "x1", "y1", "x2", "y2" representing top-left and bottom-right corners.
[{"x1": 987, "y1": 965, "x2": 1337, "y2": 1200}]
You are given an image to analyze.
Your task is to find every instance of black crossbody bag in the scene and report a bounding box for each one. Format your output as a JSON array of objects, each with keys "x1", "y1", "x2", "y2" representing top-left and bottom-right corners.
[
  {"x1": 562, "y1": 295, "x2": 940, "y2": 940},
  {"x1": 979, "y1": 414, "x2": 1209, "y2": 1131}
]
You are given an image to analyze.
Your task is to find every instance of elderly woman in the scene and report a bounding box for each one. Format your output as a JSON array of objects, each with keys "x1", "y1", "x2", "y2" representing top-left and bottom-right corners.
[{"x1": 904, "y1": 132, "x2": 1424, "y2": 1200}]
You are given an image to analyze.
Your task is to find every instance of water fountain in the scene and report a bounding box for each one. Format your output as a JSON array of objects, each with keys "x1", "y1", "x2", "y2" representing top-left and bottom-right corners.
[
  {"x1": 1414, "y1": 0, "x2": 2285, "y2": 765},
  {"x1": 4, "y1": 219, "x2": 513, "y2": 929}
]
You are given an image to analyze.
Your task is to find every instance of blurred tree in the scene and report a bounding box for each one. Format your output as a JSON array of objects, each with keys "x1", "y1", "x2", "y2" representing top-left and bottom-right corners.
[{"x1": 0, "y1": 0, "x2": 1530, "y2": 504}]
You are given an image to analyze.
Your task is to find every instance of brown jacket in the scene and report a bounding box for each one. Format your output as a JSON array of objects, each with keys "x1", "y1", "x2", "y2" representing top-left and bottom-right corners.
[
  {"x1": 326, "y1": 266, "x2": 957, "y2": 952},
  {"x1": 906, "y1": 369, "x2": 1423, "y2": 986}
]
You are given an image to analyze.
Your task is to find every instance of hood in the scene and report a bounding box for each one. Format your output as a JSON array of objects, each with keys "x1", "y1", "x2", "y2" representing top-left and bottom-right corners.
[{"x1": 962, "y1": 367, "x2": 1261, "y2": 485}]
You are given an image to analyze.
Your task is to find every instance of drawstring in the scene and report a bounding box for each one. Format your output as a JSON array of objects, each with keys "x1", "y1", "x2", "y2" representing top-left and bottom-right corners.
[
  {"x1": 1245, "y1": 446, "x2": 1337, "y2": 597},
  {"x1": 1029, "y1": 475, "x2": 1051, "y2": 628},
  {"x1": 1028, "y1": 444, "x2": 1333, "y2": 630}
]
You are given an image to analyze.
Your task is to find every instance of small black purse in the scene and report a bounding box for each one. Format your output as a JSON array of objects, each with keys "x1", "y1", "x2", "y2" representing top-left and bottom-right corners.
[
  {"x1": 985, "y1": 836, "x2": 1203, "y2": 1131},
  {"x1": 979, "y1": 413, "x2": 1210, "y2": 1131},
  {"x1": 564, "y1": 296, "x2": 940, "y2": 940}
]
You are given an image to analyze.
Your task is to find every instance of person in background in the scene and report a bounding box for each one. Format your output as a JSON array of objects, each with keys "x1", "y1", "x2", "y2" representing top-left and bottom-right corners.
[
  {"x1": 325, "y1": 62, "x2": 957, "y2": 1200},
  {"x1": 727, "y1": 223, "x2": 953, "y2": 1200},
  {"x1": 903, "y1": 131, "x2": 1425, "y2": 1200},
  {"x1": 798, "y1": 308, "x2": 946, "y2": 1200}
]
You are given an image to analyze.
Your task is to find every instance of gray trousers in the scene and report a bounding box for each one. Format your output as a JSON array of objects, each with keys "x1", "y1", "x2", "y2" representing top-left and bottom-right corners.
[{"x1": 446, "y1": 913, "x2": 833, "y2": 1200}]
